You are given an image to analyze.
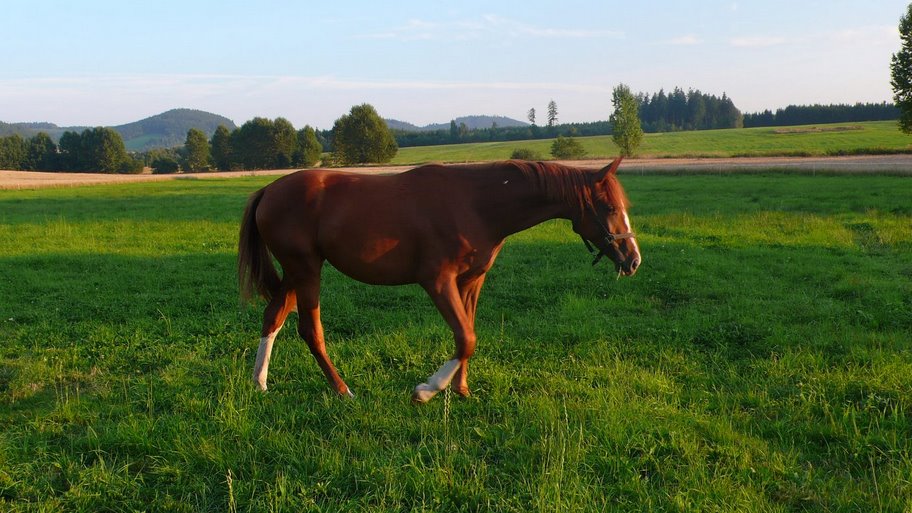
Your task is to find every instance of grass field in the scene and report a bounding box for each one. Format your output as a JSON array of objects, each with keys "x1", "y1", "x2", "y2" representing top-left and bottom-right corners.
[
  {"x1": 1, "y1": 171, "x2": 911, "y2": 511},
  {"x1": 392, "y1": 120, "x2": 912, "y2": 164}
]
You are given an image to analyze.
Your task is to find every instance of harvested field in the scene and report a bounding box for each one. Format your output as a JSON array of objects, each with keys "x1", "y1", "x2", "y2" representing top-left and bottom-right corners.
[{"x1": 2, "y1": 154, "x2": 911, "y2": 190}]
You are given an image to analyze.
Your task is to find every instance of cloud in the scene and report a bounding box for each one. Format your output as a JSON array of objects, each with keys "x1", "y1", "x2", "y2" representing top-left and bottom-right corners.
[
  {"x1": 667, "y1": 34, "x2": 702, "y2": 46},
  {"x1": 357, "y1": 14, "x2": 623, "y2": 42},
  {"x1": 730, "y1": 36, "x2": 787, "y2": 48},
  {"x1": 828, "y1": 25, "x2": 898, "y2": 47}
]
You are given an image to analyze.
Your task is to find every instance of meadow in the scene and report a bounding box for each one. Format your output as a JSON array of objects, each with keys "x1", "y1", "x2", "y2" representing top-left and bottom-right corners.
[
  {"x1": 392, "y1": 120, "x2": 912, "y2": 164},
  {"x1": 1, "y1": 170, "x2": 911, "y2": 511}
]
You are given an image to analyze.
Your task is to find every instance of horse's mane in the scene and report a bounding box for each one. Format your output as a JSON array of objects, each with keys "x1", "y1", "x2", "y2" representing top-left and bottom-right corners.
[{"x1": 508, "y1": 160, "x2": 629, "y2": 215}]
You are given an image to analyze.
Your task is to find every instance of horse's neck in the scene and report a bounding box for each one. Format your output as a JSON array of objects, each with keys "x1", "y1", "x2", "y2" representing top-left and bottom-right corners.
[{"x1": 476, "y1": 168, "x2": 574, "y2": 239}]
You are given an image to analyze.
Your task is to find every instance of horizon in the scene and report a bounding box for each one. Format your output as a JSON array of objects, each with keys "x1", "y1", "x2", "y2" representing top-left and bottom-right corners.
[{"x1": 2, "y1": 1, "x2": 906, "y2": 129}]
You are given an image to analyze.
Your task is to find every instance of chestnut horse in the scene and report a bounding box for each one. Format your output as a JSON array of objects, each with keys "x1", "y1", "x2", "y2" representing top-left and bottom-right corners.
[{"x1": 238, "y1": 158, "x2": 640, "y2": 403}]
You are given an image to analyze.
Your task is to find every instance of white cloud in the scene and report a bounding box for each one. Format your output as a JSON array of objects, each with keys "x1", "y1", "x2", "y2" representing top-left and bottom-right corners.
[
  {"x1": 667, "y1": 34, "x2": 702, "y2": 46},
  {"x1": 357, "y1": 14, "x2": 623, "y2": 42},
  {"x1": 730, "y1": 36, "x2": 787, "y2": 48},
  {"x1": 827, "y1": 25, "x2": 898, "y2": 47}
]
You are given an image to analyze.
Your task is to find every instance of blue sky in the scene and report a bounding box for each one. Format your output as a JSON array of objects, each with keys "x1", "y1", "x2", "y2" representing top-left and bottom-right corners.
[{"x1": 1, "y1": 1, "x2": 905, "y2": 128}]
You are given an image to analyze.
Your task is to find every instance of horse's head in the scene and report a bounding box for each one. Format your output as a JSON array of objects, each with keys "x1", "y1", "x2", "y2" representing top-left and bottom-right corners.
[{"x1": 573, "y1": 157, "x2": 641, "y2": 276}]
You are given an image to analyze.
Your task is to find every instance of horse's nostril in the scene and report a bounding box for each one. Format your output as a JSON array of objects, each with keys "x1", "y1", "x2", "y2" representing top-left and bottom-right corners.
[{"x1": 630, "y1": 258, "x2": 640, "y2": 271}]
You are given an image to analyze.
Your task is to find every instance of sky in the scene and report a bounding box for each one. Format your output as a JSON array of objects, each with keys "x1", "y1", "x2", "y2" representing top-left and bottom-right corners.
[{"x1": 1, "y1": 0, "x2": 906, "y2": 129}]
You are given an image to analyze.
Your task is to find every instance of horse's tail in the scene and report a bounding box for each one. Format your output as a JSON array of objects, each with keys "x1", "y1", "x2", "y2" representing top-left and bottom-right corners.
[{"x1": 238, "y1": 188, "x2": 281, "y2": 303}]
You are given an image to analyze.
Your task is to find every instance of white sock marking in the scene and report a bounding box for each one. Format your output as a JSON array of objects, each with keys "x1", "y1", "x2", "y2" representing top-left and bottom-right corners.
[
  {"x1": 253, "y1": 331, "x2": 279, "y2": 391},
  {"x1": 413, "y1": 359, "x2": 460, "y2": 403}
]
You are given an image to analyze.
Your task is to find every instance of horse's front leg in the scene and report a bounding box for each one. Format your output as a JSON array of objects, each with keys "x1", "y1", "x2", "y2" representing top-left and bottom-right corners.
[
  {"x1": 450, "y1": 274, "x2": 487, "y2": 397},
  {"x1": 413, "y1": 276, "x2": 476, "y2": 403}
]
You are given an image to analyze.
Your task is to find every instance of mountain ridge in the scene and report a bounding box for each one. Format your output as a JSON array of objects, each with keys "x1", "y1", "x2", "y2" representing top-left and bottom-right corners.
[
  {"x1": 2, "y1": 110, "x2": 530, "y2": 150},
  {"x1": 386, "y1": 115, "x2": 528, "y2": 132},
  {"x1": 0, "y1": 109, "x2": 237, "y2": 151}
]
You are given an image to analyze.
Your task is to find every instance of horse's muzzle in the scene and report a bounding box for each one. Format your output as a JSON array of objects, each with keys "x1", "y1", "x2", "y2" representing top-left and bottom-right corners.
[{"x1": 617, "y1": 255, "x2": 640, "y2": 277}]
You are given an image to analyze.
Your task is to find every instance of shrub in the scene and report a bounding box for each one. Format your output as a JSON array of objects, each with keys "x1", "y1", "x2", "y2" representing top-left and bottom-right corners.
[
  {"x1": 117, "y1": 157, "x2": 145, "y2": 174},
  {"x1": 510, "y1": 148, "x2": 542, "y2": 160},
  {"x1": 151, "y1": 156, "x2": 180, "y2": 174},
  {"x1": 550, "y1": 136, "x2": 587, "y2": 159}
]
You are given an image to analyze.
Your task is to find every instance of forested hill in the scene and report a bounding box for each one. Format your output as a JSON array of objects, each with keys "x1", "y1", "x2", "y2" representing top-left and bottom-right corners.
[
  {"x1": 385, "y1": 115, "x2": 528, "y2": 132},
  {"x1": 113, "y1": 109, "x2": 237, "y2": 150},
  {"x1": 0, "y1": 109, "x2": 237, "y2": 151}
]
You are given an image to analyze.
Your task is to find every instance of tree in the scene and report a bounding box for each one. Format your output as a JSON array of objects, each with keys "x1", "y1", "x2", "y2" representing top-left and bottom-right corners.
[
  {"x1": 182, "y1": 128, "x2": 210, "y2": 172},
  {"x1": 79, "y1": 127, "x2": 129, "y2": 173},
  {"x1": 272, "y1": 117, "x2": 298, "y2": 168},
  {"x1": 611, "y1": 84, "x2": 644, "y2": 157},
  {"x1": 294, "y1": 125, "x2": 322, "y2": 167},
  {"x1": 547, "y1": 100, "x2": 558, "y2": 127},
  {"x1": 892, "y1": 2, "x2": 912, "y2": 133},
  {"x1": 332, "y1": 103, "x2": 398, "y2": 165},
  {"x1": 210, "y1": 125, "x2": 232, "y2": 171},
  {"x1": 58, "y1": 131, "x2": 82, "y2": 171},
  {"x1": 527, "y1": 107, "x2": 536, "y2": 126},
  {"x1": 24, "y1": 132, "x2": 57, "y2": 171},
  {"x1": 232, "y1": 117, "x2": 277, "y2": 170},
  {"x1": 0, "y1": 135, "x2": 27, "y2": 170},
  {"x1": 550, "y1": 135, "x2": 587, "y2": 159}
]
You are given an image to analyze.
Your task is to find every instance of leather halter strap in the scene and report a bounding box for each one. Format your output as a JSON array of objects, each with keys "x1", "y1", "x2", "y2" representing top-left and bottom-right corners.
[{"x1": 581, "y1": 204, "x2": 635, "y2": 266}]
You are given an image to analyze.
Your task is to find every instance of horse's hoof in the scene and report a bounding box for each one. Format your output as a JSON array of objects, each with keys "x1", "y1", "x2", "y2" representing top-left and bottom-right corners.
[
  {"x1": 451, "y1": 386, "x2": 471, "y2": 397},
  {"x1": 411, "y1": 384, "x2": 436, "y2": 404}
]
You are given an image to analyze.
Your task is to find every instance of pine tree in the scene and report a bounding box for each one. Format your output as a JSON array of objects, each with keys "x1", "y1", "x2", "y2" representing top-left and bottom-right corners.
[{"x1": 547, "y1": 100, "x2": 558, "y2": 127}]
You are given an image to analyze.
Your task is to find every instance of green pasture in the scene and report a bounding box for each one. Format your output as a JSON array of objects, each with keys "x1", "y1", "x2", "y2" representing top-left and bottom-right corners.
[
  {"x1": 392, "y1": 120, "x2": 912, "y2": 164},
  {"x1": 1, "y1": 171, "x2": 911, "y2": 511}
]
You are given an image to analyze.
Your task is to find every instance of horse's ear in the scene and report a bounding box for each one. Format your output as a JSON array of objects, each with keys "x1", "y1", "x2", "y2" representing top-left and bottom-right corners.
[{"x1": 595, "y1": 157, "x2": 623, "y2": 181}]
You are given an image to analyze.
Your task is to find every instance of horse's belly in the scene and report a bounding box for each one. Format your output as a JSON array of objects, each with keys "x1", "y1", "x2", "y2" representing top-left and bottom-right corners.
[{"x1": 324, "y1": 240, "x2": 419, "y2": 286}]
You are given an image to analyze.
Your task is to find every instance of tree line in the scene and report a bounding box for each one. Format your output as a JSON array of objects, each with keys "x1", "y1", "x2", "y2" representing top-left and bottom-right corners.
[
  {"x1": 0, "y1": 128, "x2": 143, "y2": 173},
  {"x1": 378, "y1": 88, "x2": 744, "y2": 149},
  {"x1": 743, "y1": 102, "x2": 899, "y2": 128},
  {"x1": 636, "y1": 88, "x2": 743, "y2": 132},
  {"x1": 151, "y1": 104, "x2": 398, "y2": 173},
  {"x1": 376, "y1": 120, "x2": 614, "y2": 149},
  {"x1": 147, "y1": 117, "x2": 324, "y2": 173}
]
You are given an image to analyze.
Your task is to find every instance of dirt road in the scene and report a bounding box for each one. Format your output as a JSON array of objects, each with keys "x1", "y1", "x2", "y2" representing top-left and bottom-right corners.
[{"x1": 1, "y1": 155, "x2": 910, "y2": 190}]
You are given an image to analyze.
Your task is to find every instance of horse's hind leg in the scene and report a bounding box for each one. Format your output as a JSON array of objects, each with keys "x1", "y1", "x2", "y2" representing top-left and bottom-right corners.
[
  {"x1": 254, "y1": 283, "x2": 297, "y2": 391},
  {"x1": 293, "y1": 266, "x2": 354, "y2": 397}
]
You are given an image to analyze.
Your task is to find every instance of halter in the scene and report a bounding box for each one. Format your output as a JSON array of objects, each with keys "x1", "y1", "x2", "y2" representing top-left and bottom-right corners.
[{"x1": 580, "y1": 203, "x2": 636, "y2": 266}]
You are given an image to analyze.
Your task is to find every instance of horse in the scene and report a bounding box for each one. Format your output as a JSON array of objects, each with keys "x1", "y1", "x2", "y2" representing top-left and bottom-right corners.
[{"x1": 237, "y1": 157, "x2": 640, "y2": 403}]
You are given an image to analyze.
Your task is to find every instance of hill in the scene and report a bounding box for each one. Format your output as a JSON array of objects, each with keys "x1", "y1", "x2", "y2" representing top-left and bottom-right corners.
[
  {"x1": 113, "y1": 109, "x2": 237, "y2": 151},
  {"x1": 385, "y1": 115, "x2": 528, "y2": 132},
  {"x1": 0, "y1": 109, "x2": 237, "y2": 151}
]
